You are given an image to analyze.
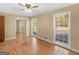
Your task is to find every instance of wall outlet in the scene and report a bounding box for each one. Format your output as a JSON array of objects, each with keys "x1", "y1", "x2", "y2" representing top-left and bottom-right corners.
[{"x1": 44, "y1": 36, "x2": 48, "y2": 39}]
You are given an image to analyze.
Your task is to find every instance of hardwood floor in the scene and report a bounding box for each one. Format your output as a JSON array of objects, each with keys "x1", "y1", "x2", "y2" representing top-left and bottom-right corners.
[{"x1": 0, "y1": 32, "x2": 78, "y2": 55}]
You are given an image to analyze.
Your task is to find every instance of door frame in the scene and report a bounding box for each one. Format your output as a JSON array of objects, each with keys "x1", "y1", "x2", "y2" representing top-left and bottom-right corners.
[
  {"x1": 31, "y1": 17, "x2": 37, "y2": 37},
  {"x1": 53, "y1": 11, "x2": 71, "y2": 48},
  {"x1": 15, "y1": 18, "x2": 30, "y2": 37},
  {"x1": 17, "y1": 20, "x2": 26, "y2": 34}
]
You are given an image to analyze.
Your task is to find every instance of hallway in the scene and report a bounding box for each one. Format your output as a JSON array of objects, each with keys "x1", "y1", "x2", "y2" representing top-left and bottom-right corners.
[{"x1": 0, "y1": 32, "x2": 78, "y2": 55}]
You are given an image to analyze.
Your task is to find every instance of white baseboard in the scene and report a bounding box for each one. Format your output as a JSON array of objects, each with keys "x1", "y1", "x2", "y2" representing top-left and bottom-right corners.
[
  {"x1": 6, "y1": 37, "x2": 16, "y2": 40},
  {"x1": 68, "y1": 48, "x2": 79, "y2": 53},
  {"x1": 36, "y1": 36, "x2": 79, "y2": 54},
  {"x1": 36, "y1": 36, "x2": 53, "y2": 44}
]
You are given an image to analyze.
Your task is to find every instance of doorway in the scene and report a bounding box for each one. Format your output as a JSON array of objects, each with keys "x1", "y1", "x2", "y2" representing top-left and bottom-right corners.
[
  {"x1": 16, "y1": 18, "x2": 30, "y2": 37},
  {"x1": 53, "y1": 12, "x2": 71, "y2": 48},
  {"x1": 16, "y1": 20, "x2": 26, "y2": 36},
  {"x1": 31, "y1": 18, "x2": 37, "y2": 37}
]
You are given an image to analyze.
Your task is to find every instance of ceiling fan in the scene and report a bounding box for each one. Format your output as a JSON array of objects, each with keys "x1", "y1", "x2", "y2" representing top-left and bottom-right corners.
[{"x1": 18, "y1": 3, "x2": 39, "y2": 12}]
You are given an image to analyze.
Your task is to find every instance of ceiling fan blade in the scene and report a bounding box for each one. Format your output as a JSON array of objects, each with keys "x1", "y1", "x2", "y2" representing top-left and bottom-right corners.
[
  {"x1": 18, "y1": 3, "x2": 25, "y2": 7},
  {"x1": 32, "y1": 6, "x2": 39, "y2": 8}
]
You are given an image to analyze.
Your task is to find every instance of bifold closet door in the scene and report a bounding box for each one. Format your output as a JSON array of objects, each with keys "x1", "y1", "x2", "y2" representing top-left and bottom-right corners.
[{"x1": 0, "y1": 16, "x2": 4, "y2": 42}]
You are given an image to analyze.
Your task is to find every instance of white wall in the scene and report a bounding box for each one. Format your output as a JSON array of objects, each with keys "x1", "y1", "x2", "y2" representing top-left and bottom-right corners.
[
  {"x1": 26, "y1": 19, "x2": 30, "y2": 37},
  {"x1": 3, "y1": 13, "x2": 16, "y2": 40}
]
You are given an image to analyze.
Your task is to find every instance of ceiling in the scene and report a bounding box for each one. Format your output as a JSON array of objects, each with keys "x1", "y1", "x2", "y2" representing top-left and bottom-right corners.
[{"x1": 0, "y1": 3, "x2": 76, "y2": 16}]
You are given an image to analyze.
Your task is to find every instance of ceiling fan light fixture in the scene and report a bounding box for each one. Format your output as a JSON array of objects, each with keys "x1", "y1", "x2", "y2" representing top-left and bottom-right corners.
[
  {"x1": 18, "y1": 3, "x2": 38, "y2": 13},
  {"x1": 25, "y1": 9, "x2": 32, "y2": 12}
]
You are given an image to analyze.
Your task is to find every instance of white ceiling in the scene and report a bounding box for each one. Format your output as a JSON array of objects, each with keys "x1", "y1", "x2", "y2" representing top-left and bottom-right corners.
[{"x1": 0, "y1": 3, "x2": 76, "y2": 16}]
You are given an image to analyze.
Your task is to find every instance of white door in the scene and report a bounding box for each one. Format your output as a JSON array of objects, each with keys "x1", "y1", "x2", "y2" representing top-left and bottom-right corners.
[{"x1": 53, "y1": 12, "x2": 71, "y2": 48}]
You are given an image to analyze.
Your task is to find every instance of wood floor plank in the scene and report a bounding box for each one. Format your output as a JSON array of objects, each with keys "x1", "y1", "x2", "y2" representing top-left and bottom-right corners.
[{"x1": 0, "y1": 32, "x2": 78, "y2": 55}]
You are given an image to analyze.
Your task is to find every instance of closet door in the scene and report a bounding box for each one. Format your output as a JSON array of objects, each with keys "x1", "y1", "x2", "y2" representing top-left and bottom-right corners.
[{"x1": 0, "y1": 16, "x2": 4, "y2": 42}]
